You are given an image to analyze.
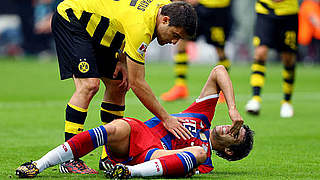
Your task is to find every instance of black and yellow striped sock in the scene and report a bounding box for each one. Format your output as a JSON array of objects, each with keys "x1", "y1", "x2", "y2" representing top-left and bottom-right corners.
[
  {"x1": 250, "y1": 60, "x2": 266, "y2": 102},
  {"x1": 217, "y1": 57, "x2": 231, "y2": 72},
  {"x1": 100, "y1": 102, "x2": 125, "y2": 159},
  {"x1": 65, "y1": 103, "x2": 87, "y2": 141},
  {"x1": 174, "y1": 52, "x2": 188, "y2": 86},
  {"x1": 282, "y1": 64, "x2": 295, "y2": 103}
]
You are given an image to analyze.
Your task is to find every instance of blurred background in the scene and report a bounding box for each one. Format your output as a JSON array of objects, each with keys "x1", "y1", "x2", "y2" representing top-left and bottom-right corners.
[{"x1": 0, "y1": 0, "x2": 319, "y2": 64}]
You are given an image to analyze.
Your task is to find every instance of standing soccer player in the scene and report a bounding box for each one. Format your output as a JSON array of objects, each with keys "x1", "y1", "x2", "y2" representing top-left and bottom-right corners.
[
  {"x1": 51, "y1": 0, "x2": 197, "y2": 173},
  {"x1": 245, "y1": 0, "x2": 299, "y2": 118},
  {"x1": 160, "y1": 0, "x2": 233, "y2": 103}
]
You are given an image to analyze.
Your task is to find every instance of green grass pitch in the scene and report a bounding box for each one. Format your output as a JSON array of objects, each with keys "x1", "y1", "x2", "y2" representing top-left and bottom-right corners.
[{"x1": 0, "y1": 57, "x2": 319, "y2": 179}]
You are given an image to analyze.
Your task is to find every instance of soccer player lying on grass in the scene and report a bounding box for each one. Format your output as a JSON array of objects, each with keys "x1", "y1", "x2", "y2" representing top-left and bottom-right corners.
[{"x1": 16, "y1": 65, "x2": 254, "y2": 178}]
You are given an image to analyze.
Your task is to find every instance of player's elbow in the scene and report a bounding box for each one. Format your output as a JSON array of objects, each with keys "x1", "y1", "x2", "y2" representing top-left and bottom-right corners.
[
  {"x1": 129, "y1": 79, "x2": 139, "y2": 91},
  {"x1": 213, "y1": 65, "x2": 226, "y2": 73},
  {"x1": 210, "y1": 65, "x2": 227, "y2": 79},
  {"x1": 129, "y1": 77, "x2": 145, "y2": 91}
]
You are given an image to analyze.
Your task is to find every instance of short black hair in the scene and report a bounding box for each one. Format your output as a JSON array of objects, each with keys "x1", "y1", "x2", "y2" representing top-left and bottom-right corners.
[
  {"x1": 160, "y1": 1, "x2": 197, "y2": 39},
  {"x1": 216, "y1": 125, "x2": 254, "y2": 161}
]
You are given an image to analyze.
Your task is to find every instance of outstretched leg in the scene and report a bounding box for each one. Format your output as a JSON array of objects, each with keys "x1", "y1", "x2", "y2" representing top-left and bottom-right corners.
[
  {"x1": 107, "y1": 146, "x2": 207, "y2": 178},
  {"x1": 16, "y1": 120, "x2": 130, "y2": 178}
]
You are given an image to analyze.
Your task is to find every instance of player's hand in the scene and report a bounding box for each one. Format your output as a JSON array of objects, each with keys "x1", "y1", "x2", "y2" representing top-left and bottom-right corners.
[
  {"x1": 163, "y1": 116, "x2": 193, "y2": 140},
  {"x1": 185, "y1": 168, "x2": 198, "y2": 178},
  {"x1": 113, "y1": 53, "x2": 129, "y2": 92},
  {"x1": 228, "y1": 108, "x2": 244, "y2": 137}
]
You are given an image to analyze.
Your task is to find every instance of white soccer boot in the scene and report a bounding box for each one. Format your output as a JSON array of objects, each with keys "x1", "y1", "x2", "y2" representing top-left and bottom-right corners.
[
  {"x1": 246, "y1": 99, "x2": 261, "y2": 115},
  {"x1": 280, "y1": 102, "x2": 294, "y2": 118}
]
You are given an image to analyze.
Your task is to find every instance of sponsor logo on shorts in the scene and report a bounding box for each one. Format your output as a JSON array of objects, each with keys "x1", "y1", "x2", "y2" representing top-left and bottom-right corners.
[
  {"x1": 155, "y1": 161, "x2": 160, "y2": 172},
  {"x1": 62, "y1": 144, "x2": 68, "y2": 152},
  {"x1": 137, "y1": 42, "x2": 148, "y2": 56},
  {"x1": 78, "y1": 59, "x2": 89, "y2": 73}
]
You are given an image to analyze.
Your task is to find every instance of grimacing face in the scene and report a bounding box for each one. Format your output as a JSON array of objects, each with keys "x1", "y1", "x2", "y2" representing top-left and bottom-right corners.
[
  {"x1": 156, "y1": 16, "x2": 186, "y2": 46},
  {"x1": 211, "y1": 125, "x2": 246, "y2": 149}
]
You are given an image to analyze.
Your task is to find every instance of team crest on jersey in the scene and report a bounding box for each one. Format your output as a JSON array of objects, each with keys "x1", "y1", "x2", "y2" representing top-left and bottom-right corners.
[
  {"x1": 137, "y1": 42, "x2": 148, "y2": 56},
  {"x1": 78, "y1": 59, "x2": 89, "y2": 73},
  {"x1": 199, "y1": 132, "x2": 207, "y2": 141},
  {"x1": 202, "y1": 144, "x2": 208, "y2": 153}
]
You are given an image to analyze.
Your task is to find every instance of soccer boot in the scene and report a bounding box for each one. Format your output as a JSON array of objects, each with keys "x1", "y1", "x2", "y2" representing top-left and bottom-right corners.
[
  {"x1": 59, "y1": 159, "x2": 98, "y2": 174},
  {"x1": 160, "y1": 84, "x2": 188, "y2": 101},
  {"x1": 217, "y1": 91, "x2": 226, "y2": 104},
  {"x1": 280, "y1": 102, "x2": 294, "y2": 118},
  {"x1": 99, "y1": 157, "x2": 115, "y2": 171},
  {"x1": 16, "y1": 161, "x2": 39, "y2": 178},
  {"x1": 106, "y1": 163, "x2": 131, "y2": 179},
  {"x1": 245, "y1": 99, "x2": 261, "y2": 115}
]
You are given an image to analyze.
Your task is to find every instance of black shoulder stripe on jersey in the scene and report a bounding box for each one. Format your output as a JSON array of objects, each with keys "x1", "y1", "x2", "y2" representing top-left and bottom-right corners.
[
  {"x1": 93, "y1": 16, "x2": 110, "y2": 44},
  {"x1": 258, "y1": 1, "x2": 275, "y2": 15},
  {"x1": 79, "y1": 11, "x2": 93, "y2": 28},
  {"x1": 110, "y1": 32, "x2": 125, "y2": 50},
  {"x1": 65, "y1": 8, "x2": 78, "y2": 22},
  {"x1": 125, "y1": 52, "x2": 145, "y2": 65}
]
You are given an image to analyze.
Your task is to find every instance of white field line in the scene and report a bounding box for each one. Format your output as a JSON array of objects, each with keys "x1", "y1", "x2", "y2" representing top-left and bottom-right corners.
[{"x1": 0, "y1": 92, "x2": 319, "y2": 109}]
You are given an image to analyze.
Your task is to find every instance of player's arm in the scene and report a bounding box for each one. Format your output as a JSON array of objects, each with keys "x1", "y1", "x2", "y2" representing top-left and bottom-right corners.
[
  {"x1": 127, "y1": 57, "x2": 192, "y2": 140},
  {"x1": 199, "y1": 65, "x2": 243, "y2": 136}
]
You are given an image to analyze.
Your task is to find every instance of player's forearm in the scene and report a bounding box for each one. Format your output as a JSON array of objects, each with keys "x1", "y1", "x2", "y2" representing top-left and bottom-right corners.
[
  {"x1": 130, "y1": 79, "x2": 170, "y2": 121},
  {"x1": 214, "y1": 65, "x2": 237, "y2": 110}
]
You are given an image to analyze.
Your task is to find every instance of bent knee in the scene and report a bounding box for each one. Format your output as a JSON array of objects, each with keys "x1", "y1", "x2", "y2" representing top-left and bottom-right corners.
[
  {"x1": 214, "y1": 65, "x2": 226, "y2": 72},
  {"x1": 103, "y1": 123, "x2": 117, "y2": 136},
  {"x1": 86, "y1": 80, "x2": 100, "y2": 93},
  {"x1": 78, "y1": 79, "x2": 100, "y2": 96},
  {"x1": 254, "y1": 46, "x2": 268, "y2": 61},
  {"x1": 103, "y1": 120, "x2": 130, "y2": 142},
  {"x1": 281, "y1": 52, "x2": 296, "y2": 66}
]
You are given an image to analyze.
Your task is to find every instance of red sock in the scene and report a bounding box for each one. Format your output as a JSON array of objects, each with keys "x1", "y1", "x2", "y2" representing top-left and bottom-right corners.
[
  {"x1": 67, "y1": 131, "x2": 95, "y2": 159},
  {"x1": 158, "y1": 152, "x2": 196, "y2": 177},
  {"x1": 67, "y1": 125, "x2": 108, "y2": 159}
]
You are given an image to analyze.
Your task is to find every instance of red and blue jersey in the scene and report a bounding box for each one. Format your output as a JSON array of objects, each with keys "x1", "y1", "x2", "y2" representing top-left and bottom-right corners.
[{"x1": 144, "y1": 94, "x2": 219, "y2": 173}]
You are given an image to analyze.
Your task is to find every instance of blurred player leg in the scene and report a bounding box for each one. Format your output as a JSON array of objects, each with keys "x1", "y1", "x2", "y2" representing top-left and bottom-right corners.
[
  {"x1": 280, "y1": 52, "x2": 296, "y2": 118},
  {"x1": 246, "y1": 45, "x2": 268, "y2": 115}
]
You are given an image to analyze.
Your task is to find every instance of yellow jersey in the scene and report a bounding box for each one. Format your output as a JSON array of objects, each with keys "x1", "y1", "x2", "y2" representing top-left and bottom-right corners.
[
  {"x1": 199, "y1": 0, "x2": 231, "y2": 8},
  {"x1": 255, "y1": 0, "x2": 299, "y2": 16},
  {"x1": 57, "y1": 0, "x2": 171, "y2": 64}
]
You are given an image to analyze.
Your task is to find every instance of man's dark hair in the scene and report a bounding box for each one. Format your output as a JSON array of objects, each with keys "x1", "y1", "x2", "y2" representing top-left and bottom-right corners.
[
  {"x1": 216, "y1": 125, "x2": 254, "y2": 161},
  {"x1": 161, "y1": 1, "x2": 197, "y2": 39}
]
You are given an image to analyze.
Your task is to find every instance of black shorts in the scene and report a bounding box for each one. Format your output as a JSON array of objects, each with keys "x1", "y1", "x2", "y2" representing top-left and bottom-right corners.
[
  {"x1": 194, "y1": 5, "x2": 233, "y2": 48},
  {"x1": 254, "y1": 13, "x2": 298, "y2": 53},
  {"x1": 51, "y1": 10, "x2": 122, "y2": 80}
]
